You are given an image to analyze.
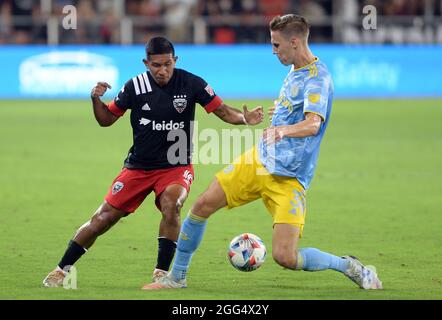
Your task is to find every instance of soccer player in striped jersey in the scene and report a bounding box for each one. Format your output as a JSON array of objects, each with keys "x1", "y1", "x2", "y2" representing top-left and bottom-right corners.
[
  {"x1": 144, "y1": 15, "x2": 382, "y2": 290},
  {"x1": 42, "y1": 36, "x2": 264, "y2": 288}
]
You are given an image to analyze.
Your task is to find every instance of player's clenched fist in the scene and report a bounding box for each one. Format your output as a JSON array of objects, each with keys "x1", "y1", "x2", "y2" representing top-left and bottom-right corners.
[{"x1": 91, "y1": 82, "x2": 112, "y2": 98}]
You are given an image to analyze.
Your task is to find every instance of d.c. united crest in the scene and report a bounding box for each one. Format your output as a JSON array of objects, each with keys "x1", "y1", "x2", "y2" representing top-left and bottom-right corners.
[
  {"x1": 173, "y1": 95, "x2": 187, "y2": 113},
  {"x1": 112, "y1": 181, "x2": 124, "y2": 195}
]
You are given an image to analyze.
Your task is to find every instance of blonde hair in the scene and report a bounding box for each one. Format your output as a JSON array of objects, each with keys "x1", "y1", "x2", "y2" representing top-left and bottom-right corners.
[{"x1": 269, "y1": 14, "x2": 310, "y2": 40}]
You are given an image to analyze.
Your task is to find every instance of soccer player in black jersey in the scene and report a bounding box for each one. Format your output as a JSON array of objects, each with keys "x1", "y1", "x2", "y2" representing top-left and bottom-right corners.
[{"x1": 43, "y1": 37, "x2": 264, "y2": 288}]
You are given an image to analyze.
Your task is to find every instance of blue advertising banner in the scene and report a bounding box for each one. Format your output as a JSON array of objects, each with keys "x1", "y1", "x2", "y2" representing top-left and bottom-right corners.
[{"x1": 0, "y1": 44, "x2": 441, "y2": 99}]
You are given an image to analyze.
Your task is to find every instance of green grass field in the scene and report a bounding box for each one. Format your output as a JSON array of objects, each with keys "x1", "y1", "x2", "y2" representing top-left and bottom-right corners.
[{"x1": 1, "y1": 99, "x2": 442, "y2": 300}]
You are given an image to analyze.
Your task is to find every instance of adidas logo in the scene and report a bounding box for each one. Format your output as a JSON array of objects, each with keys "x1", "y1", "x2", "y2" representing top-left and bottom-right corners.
[
  {"x1": 139, "y1": 118, "x2": 151, "y2": 126},
  {"x1": 142, "y1": 103, "x2": 151, "y2": 111},
  {"x1": 138, "y1": 118, "x2": 184, "y2": 130}
]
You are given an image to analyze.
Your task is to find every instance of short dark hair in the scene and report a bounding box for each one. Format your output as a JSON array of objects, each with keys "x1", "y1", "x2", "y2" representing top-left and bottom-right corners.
[
  {"x1": 269, "y1": 14, "x2": 310, "y2": 40},
  {"x1": 145, "y1": 36, "x2": 175, "y2": 58}
]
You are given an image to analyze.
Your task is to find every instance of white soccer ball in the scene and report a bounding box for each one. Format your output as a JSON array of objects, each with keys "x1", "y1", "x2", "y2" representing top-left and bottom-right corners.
[{"x1": 228, "y1": 233, "x2": 266, "y2": 272}]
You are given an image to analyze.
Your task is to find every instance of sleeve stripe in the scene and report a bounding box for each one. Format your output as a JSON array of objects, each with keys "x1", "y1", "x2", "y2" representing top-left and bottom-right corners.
[
  {"x1": 142, "y1": 72, "x2": 152, "y2": 92},
  {"x1": 204, "y1": 96, "x2": 223, "y2": 113},
  {"x1": 107, "y1": 100, "x2": 125, "y2": 117},
  {"x1": 138, "y1": 74, "x2": 146, "y2": 94},
  {"x1": 132, "y1": 77, "x2": 140, "y2": 95}
]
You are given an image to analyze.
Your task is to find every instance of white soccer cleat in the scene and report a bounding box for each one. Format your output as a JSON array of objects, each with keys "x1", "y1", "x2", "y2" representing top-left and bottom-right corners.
[
  {"x1": 343, "y1": 255, "x2": 383, "y2": 290},
  {"x1": 141, "y1": 274, "x2": 187, "y2": 290},
  {"x1": 42, "y1": 268, "x2": 66, "y2": 287},
  {"x1": 152, "y1": 268, "x2": 168, "y2": 283}
]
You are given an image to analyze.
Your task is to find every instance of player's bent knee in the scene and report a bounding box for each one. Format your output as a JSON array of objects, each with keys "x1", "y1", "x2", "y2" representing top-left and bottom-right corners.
[
  {"x1": 192, "y1": 195, "x2": 216, "y2": 218},
  {"x1": 191, "y1": 196, "x2": 205, "y2": 212},
  {"x1": 89, "y1": 212, "x2": 114, "y2": 235},
  {"x1": 272, "y1": 251, "x2": 297, "y2": 269},
  {"x1": 88, "y1": 205, "x2": 125, "y2": 235},
  {"x1": 160, "y1": 193, "x2": 183, "y2": 213},
  {"x1": 159, "y1": 202, "x2": 181, "y2": 226}
]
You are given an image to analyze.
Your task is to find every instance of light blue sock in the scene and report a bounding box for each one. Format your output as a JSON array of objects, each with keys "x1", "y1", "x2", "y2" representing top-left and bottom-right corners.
[
  {"x1": 170, "y1": 211, "x2": 207, "y2": 281},
  {"x1": 298, "y1": 248, "x2": 349, "y2": 273}
]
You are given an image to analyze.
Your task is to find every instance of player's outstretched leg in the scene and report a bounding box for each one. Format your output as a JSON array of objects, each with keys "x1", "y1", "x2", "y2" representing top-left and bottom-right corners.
[
  {"x1": 151, "y1": 184, "x2": 188, "y2": 283},
  {"x1": 295, "y1": 248, "x2": 383, "y2": 289},
  {"x1": 43, "y1": 202, "x2": 126, "y2": 287},
  {"x1": 142, "y1": 211, "x2": 206, "y2": 289},
  {"x1": 273, "y1": 224, "x2": 382, "y2": 290},
  {"x1": 142, "y1": 179, "x2": 227, "y2": 290}
]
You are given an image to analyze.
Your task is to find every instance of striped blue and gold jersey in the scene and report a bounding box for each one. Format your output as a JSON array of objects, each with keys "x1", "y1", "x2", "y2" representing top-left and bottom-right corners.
[{"x1": 258, "y1": 58, "x2": 334, "y2": 190}]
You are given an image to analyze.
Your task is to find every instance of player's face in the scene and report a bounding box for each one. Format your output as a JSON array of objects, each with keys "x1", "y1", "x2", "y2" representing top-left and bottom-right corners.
[
  {"x1": 270, "y1": 31, "x2": 294, "y2": 66},
  {"x1": 145, "y1": 54, "x2": 177, "y2": 86}
]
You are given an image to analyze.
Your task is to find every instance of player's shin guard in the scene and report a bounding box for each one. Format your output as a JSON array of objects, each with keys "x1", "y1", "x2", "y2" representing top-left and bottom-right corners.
[
  {"x1": 297, "y1": 248, "x2": 349, "y2": 273},
  {"x1": 170, "y1": 211, "x2": 207, "y2": 281},
  {"x1": 58, "y1": 240, "x2": 87, "y2": 272}
]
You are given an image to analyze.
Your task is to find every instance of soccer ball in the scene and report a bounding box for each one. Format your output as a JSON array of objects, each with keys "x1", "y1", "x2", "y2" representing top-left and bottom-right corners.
[{"x1": 228, "y1": 233, "x2": 266, "y2": 272}]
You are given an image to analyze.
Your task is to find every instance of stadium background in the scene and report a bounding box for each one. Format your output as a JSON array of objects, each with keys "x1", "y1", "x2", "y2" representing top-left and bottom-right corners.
[{"x1": 1, "y1": 0, "x2": 441, "y2": 300}]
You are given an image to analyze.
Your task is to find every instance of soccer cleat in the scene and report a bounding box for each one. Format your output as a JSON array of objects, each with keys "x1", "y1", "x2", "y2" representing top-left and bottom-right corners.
[
  {"x1": 343, "y1": 255, "x2": 383, "y2": 290},
  {"x1": 42, "y1": 268, "x2": 66, "y2": 287},
  {"x1": 152, "y1": 268, "x2": 168, "y2": 283},
  {"x1": 141, "y1": 274, "x2": 187, "y2": 290}
]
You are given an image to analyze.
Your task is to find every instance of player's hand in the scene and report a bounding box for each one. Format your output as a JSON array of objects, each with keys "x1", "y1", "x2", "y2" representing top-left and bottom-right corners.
[
  {"x1": 243, "y1": 104, "x2": 264, "y2": 125},
  {"x1": 263, "y1": 126, "x2": 287, "y2": 145},
  {"x1": 91, "y1": 82, "x2": 112, "y2": 98}
]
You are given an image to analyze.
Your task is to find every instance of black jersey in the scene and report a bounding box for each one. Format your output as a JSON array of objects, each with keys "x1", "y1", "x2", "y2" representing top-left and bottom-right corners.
[{"x1": 107, "y1": 68, "x2": 222, "y2": 170}]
